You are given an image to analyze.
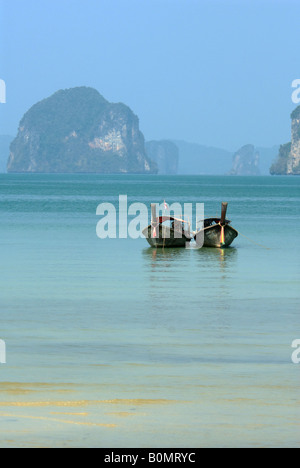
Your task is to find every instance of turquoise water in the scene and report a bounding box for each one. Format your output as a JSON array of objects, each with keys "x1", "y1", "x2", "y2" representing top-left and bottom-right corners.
[{"x1": 0, "y1": 174, "x2": 299, "y2": 448}]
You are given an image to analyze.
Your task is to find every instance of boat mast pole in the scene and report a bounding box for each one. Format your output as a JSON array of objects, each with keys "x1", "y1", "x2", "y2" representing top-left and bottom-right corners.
[
  {"x1": 151, "y1": 203, "x2": 157, "y2": 224},
  {"x1": 151, "y1": 203, "x2": 158, "y2": 238},
  {"x1": 220, "y1": 202, "x2": 228, "y2": 225},
  {"x1": 219, "y1": 202, "x2": 228, "y2": 247}
]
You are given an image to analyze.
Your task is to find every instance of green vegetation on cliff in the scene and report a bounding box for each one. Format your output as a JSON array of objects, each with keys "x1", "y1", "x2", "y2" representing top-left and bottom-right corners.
[
  {"x1": 8, "y1": 87, "x2": 157, "y2": 174},
  {"x1": 291, "y1": 106, "x2": 300, "y2": 140},
  {"x1": 291, "y1": 106, "x2": 300, "y2": 120},
  {"x1": 269, "y1": 105, "x2": 300, "y2": 175},
  {"x1": 269, "y1": 143, "x2": 291, "y2": 175}
]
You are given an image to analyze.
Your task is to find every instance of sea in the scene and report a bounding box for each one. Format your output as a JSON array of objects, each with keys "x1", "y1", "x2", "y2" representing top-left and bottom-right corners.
[{"x1": 0, "y1": 174, "x2": 299, "y2": 448}]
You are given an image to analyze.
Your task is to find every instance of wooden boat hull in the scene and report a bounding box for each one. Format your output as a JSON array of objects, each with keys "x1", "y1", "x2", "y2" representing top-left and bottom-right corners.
[
  {"x1": 142, "y1": 202, "x2": 237, "y2": 249},
  {"x1": 196, "y1": 224, "x2": 238, "y2": 248},
  {"x1": 142, "y1": 225, "x2": 191, "y2": 248}
]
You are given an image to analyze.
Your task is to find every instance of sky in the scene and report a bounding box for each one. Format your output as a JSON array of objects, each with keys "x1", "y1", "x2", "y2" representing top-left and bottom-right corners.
[{"x1": 0, "y1": 0, "x2": 299, "y2": 151}]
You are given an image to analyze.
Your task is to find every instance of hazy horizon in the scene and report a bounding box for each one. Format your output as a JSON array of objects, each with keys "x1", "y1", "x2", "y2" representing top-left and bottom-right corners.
[{"x1": 1, "y1": 0, "x2": 300, "y2": 151}]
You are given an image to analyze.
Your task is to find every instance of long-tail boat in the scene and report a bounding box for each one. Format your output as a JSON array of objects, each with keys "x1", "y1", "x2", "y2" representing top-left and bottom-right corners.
[
  {"x1": 142, "y1": 204, "x2": 193, "y2": 248},
  {"x1": 195, "y1": 202, "x2": 238, "y2": 248}
]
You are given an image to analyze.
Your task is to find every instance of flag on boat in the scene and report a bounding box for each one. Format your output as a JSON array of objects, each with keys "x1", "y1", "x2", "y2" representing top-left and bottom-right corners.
[{"x1": 164, "y1": 200, "x2": 169, "y2": 210}]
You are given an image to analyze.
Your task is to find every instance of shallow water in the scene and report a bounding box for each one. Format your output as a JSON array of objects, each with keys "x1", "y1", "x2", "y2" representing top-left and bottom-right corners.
[{"x1": 0, "y1": 174, "x2": 299, "y2": 447}]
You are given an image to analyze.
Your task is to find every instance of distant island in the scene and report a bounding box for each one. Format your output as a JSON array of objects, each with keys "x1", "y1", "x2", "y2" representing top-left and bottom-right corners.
[
  {"x1": 145, "y1": 140, "x2": 179, "y2": 175},
  {"x1": 173, "y1": 140, "x2": 277, "y2": 176},
  {"x1": 2, "y1": 85, "x2": 282, "y2": 175},
  {"x1": 173, "y1": 140, "x2": 232, "y2": 175},
  {"x1": 270, "y1": 105, "x2": 300, "y2": 175},
  {"x1": 7, "y1": 87, "x2": 157, "y2": 174},
  {"x1": 229, "y1": 144, "x2": 260, "y2": 176}
]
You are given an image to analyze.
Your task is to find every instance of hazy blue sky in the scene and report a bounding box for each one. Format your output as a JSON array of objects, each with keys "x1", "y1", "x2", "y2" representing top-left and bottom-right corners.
[{"x1": 0, "y1": 0, "x2": 299, "y2": 150}]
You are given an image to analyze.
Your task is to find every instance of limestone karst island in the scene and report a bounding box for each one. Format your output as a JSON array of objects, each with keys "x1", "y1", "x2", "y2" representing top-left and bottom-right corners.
[
  {"x1": 7, "y1": 87, "x2": 158, "y2": 174},
  {"x1": 270, "y1": 105, "x2": 300, "y2": 175},
  {"x1": 4, "y1": 86, "x2": 300, "y2": 176}
]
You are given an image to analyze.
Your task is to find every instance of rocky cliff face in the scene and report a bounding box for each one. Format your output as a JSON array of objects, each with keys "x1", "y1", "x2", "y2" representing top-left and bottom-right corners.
[
  {"x1": 0, "y1": 135, "x2": 13, "y2": 173},
  {"x1": 7, "y1": 87, "x2": 157, "y2": 174},
  {"x1": 287, "y1": 107, "x2": 300, "y2": 174},
  {"x1": 270, "y1": 143, "x2": 291, "y2": 175},
  {"x1": 270, "y1": 106, "x2": 300, "y2": 175},
  {"x1": 229, "y1": 144, "x2": 260, "y2": 176},
  {"x1": 145, "y1": 140, "x2": 179, "y2": 175}
]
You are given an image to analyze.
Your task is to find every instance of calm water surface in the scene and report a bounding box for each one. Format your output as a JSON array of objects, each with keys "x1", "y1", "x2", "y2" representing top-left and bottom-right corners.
[{"x1": 0, "y1": 175, "x2": 299, "y2": 447}]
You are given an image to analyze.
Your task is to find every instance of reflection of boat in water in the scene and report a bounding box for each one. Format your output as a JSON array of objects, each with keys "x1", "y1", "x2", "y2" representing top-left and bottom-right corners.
[
  {"x1": 142, "y1": 246, "x2": 187, "y2": 261},
  {"x1": 142, "y1": 204, "x2": 193, "y2": 248},
  {"x1": 196, "y1": 245, "x2": 238, "y2": 265},
  {"x1": 195, "y1": 202, "x2": 238, "y2": 248}
]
